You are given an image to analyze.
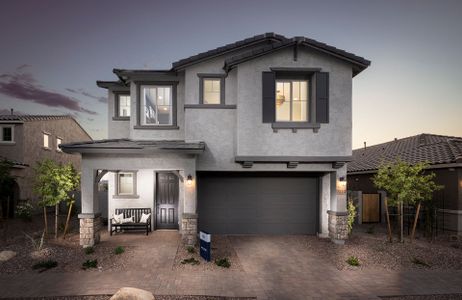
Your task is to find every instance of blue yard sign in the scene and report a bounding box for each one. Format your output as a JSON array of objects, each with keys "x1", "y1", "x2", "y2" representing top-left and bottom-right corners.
[{"x1": 199, "y1": 231, "x2": 211, "y2": 262}]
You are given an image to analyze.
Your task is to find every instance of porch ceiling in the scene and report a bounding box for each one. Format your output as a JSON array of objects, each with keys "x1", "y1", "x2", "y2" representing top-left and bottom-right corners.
[{"x1": 60, "y1": 138, "x2": 205, "y2": 155}]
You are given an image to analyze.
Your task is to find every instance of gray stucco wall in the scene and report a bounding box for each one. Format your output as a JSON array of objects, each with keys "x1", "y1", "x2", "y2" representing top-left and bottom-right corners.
[
  {"x1": 236, "y1": 47, "x2": 352, "y2": 157},
  {"x1": 107, "y1": 91, "x2": 130, "y2": 139}
]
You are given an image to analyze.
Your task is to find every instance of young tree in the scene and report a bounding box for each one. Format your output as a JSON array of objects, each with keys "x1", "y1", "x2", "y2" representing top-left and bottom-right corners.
[
  {"x1": 34, "y1": 160, "x2": 80, "y2": 239},
  {"x1": 0, "y1": 159, "x2": 15, "y2": 218},
  {"x1": 62, "y1": 164, "x2": 80, "y2": 239},
  {"x1": 373, "y1": 161, "x2": 442, "y2": 242}
]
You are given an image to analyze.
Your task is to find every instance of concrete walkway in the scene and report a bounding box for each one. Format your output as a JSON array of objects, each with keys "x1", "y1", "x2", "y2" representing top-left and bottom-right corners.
[{"x1": 1, "y1": 232, "x2": 461, "y2": 299}]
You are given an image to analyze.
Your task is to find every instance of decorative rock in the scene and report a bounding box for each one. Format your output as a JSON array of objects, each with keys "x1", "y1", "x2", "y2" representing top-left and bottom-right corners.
[
  {"x1": 181, "y1": 213, "x2": 198, "y2": 246},
  {"x1": 0, "y1": 250, "x2": 16, "y2": 262},
  {"x1": 328, "y1": 211, "x2": 349, "y2": 242},
  {"x1": 110, "y1": 287, "x2": 155, "y2": 300}
]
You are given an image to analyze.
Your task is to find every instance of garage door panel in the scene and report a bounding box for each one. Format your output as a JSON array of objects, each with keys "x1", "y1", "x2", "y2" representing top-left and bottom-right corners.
[{"x1": 198, "y1": 173, "x2": 318, "y2": 235}]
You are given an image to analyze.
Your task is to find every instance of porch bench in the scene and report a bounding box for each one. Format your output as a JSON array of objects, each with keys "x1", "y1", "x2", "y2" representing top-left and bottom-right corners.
[{"x1": 110, "y1": 208, "x2": 152, "y2": 236}]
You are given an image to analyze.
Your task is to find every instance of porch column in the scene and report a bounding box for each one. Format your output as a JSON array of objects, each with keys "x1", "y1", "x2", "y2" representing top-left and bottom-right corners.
[
  {"x1": 181, "y1": 161, "x2": 197, "y2": 245},
  {"x1": 78, "y1": 164, "x2": 101, "y2": 247},
  {"x1": 328, "y1": 165, "x2": 349, "y2": 244},
  {"x1": 318, "y1": 172, "x2": 331, "y2": 238}
]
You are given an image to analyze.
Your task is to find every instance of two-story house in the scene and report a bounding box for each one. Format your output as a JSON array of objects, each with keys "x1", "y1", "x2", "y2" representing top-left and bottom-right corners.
[
  {"x1": 0, "y1": 114, "x2": 92, "y2": 217},
  {"x1": 61, "y1": 33, "x2": 370, "y2": 247}
]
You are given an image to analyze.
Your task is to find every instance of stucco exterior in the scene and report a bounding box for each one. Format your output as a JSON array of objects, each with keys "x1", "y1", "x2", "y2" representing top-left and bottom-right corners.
[
  {"x1": 0, "y1": 116, "x2": 92, "y2": 214},
  {"x1": 66, "y1": 33, "x2": 370, "y2": 246}
]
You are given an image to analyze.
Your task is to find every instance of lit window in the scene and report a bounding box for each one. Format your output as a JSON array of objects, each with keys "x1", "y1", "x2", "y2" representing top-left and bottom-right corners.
[
  {"x1": 56, "y1": 137, "x2": 62, "y2": 152},
  {"x1": 141, "y1": 85, "x2": 173, "y2": 125},
  {"x1": 1, "y1": 126, "x2": 13, "y2": 142},
  {"x1": 118, "y1": 94, "x2": 130, "y2": 117},
  {"x1": 203, "y1": 78, "x2": 221, "y2": 104},
  {"x1": 43, "y1": 133, "x2": 50, "y2": 148},
  {"x1": 275, "y1": 80, "x2": 308, "y2": 122},
  {"x1": 117, "y1": 172, "x2": 135, "y2": 195}
]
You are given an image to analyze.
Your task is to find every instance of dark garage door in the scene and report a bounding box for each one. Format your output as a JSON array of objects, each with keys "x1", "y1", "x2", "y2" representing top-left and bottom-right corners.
[{"x1": 197, "y1": 172, "x2": 319, "y2": 235}]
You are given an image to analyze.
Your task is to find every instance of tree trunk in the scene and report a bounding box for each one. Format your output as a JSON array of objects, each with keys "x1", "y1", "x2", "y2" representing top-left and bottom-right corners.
[
  {"x1": 43, "y1": 206, "x2": 48, "y2": 235},
  {"x1": 63, "y1": 202, "x2": 73, "y2": 239},
  {"x1": 399, "y1": 201, "x2": 404, "y2": 243},
  {"x1": 410, "y1": 202, "x2": 422, "y2": 242},
  {"x1": 54, "y1": 204, "x2": 58, "y2": 239},
  {"x1": 384, "y1": 197, "x2": 392, "y2": 242}
]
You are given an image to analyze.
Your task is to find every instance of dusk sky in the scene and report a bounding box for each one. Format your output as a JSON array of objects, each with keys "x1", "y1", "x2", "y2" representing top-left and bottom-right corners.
[{"x1": 0, "y1": 0, "x2": 460, "y2": 149}]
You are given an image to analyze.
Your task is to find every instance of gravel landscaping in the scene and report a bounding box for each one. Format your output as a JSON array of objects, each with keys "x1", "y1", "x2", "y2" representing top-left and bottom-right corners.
[
  {"x1": 173, "y1": 235, "x2": 243, "y2": 271},
  {"x1": 380, "y1": 295, "x2": 462, "y2": 300},
  {"x1": 6, "y1": 296, "x2": 256, "y2": 300},
  {"x1": 305, "y1": 228, "x2": 462, "y2": 271}
]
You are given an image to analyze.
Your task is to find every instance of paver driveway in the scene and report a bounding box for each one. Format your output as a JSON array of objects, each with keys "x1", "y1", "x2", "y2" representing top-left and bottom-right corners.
[{"x1": 1, "y1": 232, "x2": 461, "y2": 299}]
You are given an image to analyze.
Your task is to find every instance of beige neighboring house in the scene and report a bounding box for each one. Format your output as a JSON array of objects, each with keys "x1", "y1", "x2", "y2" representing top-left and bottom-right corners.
[{"x1": 0, "y1": 114, "x2": 92, "y2": 217}]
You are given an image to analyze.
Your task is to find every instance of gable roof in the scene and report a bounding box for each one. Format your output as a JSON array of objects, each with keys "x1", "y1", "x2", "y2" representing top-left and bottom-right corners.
[
  {"x1": 171, "y1": 32, "x2": 287, "y2": 69},
  {"x1": 348, "y1": 134, "x2": 462, "y2": 173},
  {"x1": 0, "y1": 115, "x2": 93, "y2": 140}
]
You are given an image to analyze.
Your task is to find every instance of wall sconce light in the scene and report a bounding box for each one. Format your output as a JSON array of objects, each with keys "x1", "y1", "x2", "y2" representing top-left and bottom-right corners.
[
  {"x1": 337, "y1": 176, "x2": 347, "y2": 194},
  {"x1": 187, "y1": 175, "x2": 193, "y2": 186}
]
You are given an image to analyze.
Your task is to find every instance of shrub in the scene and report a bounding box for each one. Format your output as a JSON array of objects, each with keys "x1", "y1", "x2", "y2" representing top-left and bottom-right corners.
[
  {"x1": 215, "y1": 258, "x2": 231, "y2": 268},
  {"x1": 114, "y1": 246, "x2": 125, "y2": 255},
  {"x1": 32, "y1": 260, "x2": 58, "y2": 271},
  {"x1": 186, "y1": 246, "x2": 195, "y2": 254},
  {"x1": 346, "y1": 256, "x2": 360, "y2": 266},
  {"x1": 347, "y1": 200, "x2": 356, "y2": 234},
  {"x1": 16, "y1": 202, "x2": 34, "y2": 220},
  {"x1": 24, "y1": 230, "x2": 45, "y2": 251},
  {"x1": 82, "y1": 259, "x2": 98, "y2": 269},
  {"x1": 411, "y1": 257, "x2": 430, "y2": 267},
  {"x1": 84, "y1": 246, "x2": 94, "y2": 255},
  {"x1": 181, "y1": 257, "x2": 199, "y2": 265}
]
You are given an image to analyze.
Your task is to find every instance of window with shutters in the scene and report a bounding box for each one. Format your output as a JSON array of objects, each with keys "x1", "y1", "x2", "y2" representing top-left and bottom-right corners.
[{"x1": 275, "y1": 80, "x2": 308, "y2": 122}]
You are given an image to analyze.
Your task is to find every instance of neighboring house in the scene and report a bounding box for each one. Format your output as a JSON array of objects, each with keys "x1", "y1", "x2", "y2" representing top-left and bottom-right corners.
[
  {"x1": 61, "y1": 32, "x2": 370, "y2": 247},
  {"x1": 347, "y1": 134, "x2": 462, "y2": 234},
  {"x1": 0, "y1": 114, "x2": 92, "y2": 217}
]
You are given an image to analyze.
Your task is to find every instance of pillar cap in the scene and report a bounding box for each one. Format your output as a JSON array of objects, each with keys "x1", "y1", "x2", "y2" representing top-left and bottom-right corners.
[
  {"x1": 327, "y1": 210, "x2": 348, "y2": 216},
  {"x1": 182, "y1": 213, "x2": 198, "y2": 219},
  {"x1": 78, "y1": 213, "x2": 101, "y2": 219}
]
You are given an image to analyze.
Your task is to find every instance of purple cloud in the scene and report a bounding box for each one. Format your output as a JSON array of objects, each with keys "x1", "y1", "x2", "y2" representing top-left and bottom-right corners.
[
  {"x1": 0, "y1": 69, "x2": 97, "y2": 115},
  {"x1": 66, "y1": 88, "x2": 107, "y2": 103}
]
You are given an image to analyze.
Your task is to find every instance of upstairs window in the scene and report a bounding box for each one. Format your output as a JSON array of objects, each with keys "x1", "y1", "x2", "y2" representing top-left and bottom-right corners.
[
  {"x1": 56, "y1": 137, "x2": 62, "y2": 152},
  {"x1": 117, "y1": 94, "x2": 131, "y2": 118},
  {"x1": 141, "y1": 85, "x2": 173, "y2": 126},
  {"x1": 275, "y1": 80, "x2": 308, "y2": 122},
  {"x1": 43, "y1": 133, "x2": 50, "y2": 149},
  {"x1": 1, "y1": 126, "x2": 13, "y2": 142},
  {"x1": 199, "y1": 75, "x2": 225, "y2": 105}
]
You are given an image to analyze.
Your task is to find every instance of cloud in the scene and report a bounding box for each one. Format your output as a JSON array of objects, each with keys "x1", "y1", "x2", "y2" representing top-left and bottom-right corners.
[
  {"x1": 66, "y1": 88, "x2": 107, "y2": 103},
  {"x1": 0, "y1": 69, "x2": 97, "y2": 115}
]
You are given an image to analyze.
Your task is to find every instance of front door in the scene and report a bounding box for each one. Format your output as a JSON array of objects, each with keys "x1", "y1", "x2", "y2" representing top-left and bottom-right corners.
[{"x1": 156, "y1": 172, "x2": 179, "y2": 229}]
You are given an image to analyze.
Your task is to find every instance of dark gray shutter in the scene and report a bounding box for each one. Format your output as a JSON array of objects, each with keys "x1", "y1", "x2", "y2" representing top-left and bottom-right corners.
[
  {"x1": 315, "y1": 72, "x2": 329, "y2": 123},
  {"x1": 262, "y1": 71, "x2": 276, "y2": 123}
]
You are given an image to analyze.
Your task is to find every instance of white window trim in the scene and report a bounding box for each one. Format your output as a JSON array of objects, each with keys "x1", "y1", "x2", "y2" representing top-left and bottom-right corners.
[
  {"x1": 137, "y1": 83, "x2": 178, "y2": 128},
  {"x1": 43, "y1": 132, "x2": 51, "y2": 150},
  {"x1": 56, "y1": 137, "x2": 63, "y2": 152},
  {"x1": 275, "y1": 79, "x2": 309, "y2": 123},
  {"x1": 114, "y1": 171, "x2": 139, "y2": 199},
  {"x1": 0, "y1": 125, "x2": 15, "y2": 144}
]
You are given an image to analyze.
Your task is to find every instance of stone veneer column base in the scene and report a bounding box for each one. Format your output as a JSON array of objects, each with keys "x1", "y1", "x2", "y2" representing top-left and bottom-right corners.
[
  {"x1": 78, "y1": 213, "x2": 101, "y2": 248},
  {"x1": 328, "y1": 210, "x2": 349, "y2": 244},
  {"x1": 181, "y1": 213, "x2": 198, "y2": 246}
]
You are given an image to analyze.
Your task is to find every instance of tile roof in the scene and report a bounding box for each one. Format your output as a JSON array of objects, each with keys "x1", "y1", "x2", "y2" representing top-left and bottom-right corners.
[
  {"x1": 348, "y1": 134, "x2": 462, "y2": 173},
  {"x1": 0, "y1": 156, "x2": 28, "y2": 167},
  {"x1": 0, "y1": 115, "x2": 74, "y2": 122},
  {"x1": 171, "y1": 32, "x2": 287, "y2": 69}
]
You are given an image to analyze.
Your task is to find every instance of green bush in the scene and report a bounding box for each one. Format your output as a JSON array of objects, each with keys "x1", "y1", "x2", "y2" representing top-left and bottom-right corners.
[
  {"x1": 215, "y1": 257, "x2": 231, "y2": 268},
  {"x1": 16, "y1": 202, "x2": 34, "y2": 220},
  {"x1": 114, "y1": 246, "x2": 125, "y2": 255},
  {"x1": 84, "y1": 246, "x2": 94, "y2": 255},
  {"x1": 347, "y1": 200, "x2": 356, "y2": 234},
  {"x1": 181, "y1": 257, "x2": 200, "y2": 265},
  {"x1": 82, "y1": 259, "x2": 98, "y2": 269},
  {"x1": 346, "y1": 256, "x2": 360, "y2": 266},
  {"x1": 32, "y1": 260, "x2": 58, "y2": 270},
  {"x1": 186, "y1": 246, "x2": 195, "y2": 254}
]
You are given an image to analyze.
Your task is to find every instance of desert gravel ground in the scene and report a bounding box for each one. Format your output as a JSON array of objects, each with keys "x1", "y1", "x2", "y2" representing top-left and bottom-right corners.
[
  {"x1": 7, "y1": 296, "x2": 256, "y2": 300},
  {"x1": 380, "y1": 295, "x2": 462, "y2": 299}
]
